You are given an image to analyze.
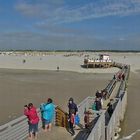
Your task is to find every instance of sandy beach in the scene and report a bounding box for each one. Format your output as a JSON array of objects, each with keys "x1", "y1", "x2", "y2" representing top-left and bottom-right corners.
[
  {"x1": 0, "y1": 52, "x2": 120, "y2": 73},
  {"x1": 0, "y1": 52, "x2": 140, "y2": 140},
  {"x1": 0, "y1": 52, "x2": 139, "y2": 73},
  {"x1": 0, "y1": 69, "x2": 113, "y2": 125},
  {"x1": 120, "y1": 71, "x2": 140, "y2": 140}
]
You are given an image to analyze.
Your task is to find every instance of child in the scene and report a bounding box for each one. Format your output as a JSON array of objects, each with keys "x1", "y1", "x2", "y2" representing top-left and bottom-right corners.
[
  {"x1": 68, "y1": 113, "x2": 75, "y2": 136},
  {"x1": 84, "y1": 111, "x2": 90, "y2": 129}
]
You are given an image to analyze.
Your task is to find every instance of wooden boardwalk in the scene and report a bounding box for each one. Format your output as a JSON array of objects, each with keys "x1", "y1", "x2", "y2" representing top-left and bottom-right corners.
[
  {"x1": 103, "y1": 81, "x2": 121, "y2": 109},
  {"x1": 26, "y1": 81, "x2": 123, "y2": 140},
  {"x1": 28, "y1": 126, "x2": 72, "y2": 140}
]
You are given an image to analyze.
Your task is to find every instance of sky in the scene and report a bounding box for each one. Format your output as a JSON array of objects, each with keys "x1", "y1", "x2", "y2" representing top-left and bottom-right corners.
[{"x1": 0, "y1": 0, "x2": 140, "y2": 50}]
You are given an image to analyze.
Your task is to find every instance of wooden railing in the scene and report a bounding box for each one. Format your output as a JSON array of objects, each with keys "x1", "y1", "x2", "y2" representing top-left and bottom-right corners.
[
  {"x1": 120, "y1": 91, "x2": 127, "y2": 121},
  {"x1": 0, "y1": 109, "x2": 42, "y2": 140},
  {"x1": 105, "y1": 98, "x2": 121, "y2": 140},
  {"x1": 78, "y1": 96, "x2": 95, "y2": 124},
  {"x1": 105, "y1": 78, "x2": 117, "y2": 98},
  {"x1": 86, "y1": 64, "x2": 130, "y2": 140},
  {"x1": 0, "y1": 116, "x2": 28, "y2": 140},
  {"x1": 55, "y1": 106, "x2": 68, "y2": 128},
  {"x1": 104, "y1": 65, "x2": 130, "y2": 140},
  {"x1": 104, "y1": 65, "x2": 128, "y2": 99}
]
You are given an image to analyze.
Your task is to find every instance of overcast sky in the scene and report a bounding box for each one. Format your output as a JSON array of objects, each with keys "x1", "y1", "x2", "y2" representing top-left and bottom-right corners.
[{"x1": 0, "y1": 0, "x2": 140, "y2": 50}]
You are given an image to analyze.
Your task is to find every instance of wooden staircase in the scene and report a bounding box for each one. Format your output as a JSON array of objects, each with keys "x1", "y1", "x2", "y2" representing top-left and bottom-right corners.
[{"x1": 55, "y1": 106, "x2": 68, "y2": 128}]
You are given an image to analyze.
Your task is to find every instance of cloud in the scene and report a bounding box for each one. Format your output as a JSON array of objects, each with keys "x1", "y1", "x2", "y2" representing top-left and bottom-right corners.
[
  {"x1": 15, "y1": 2, "x2": 43, "y2": 17},
  {"x1": 0, "y1": 32, "x2": 111, "y2": 50},
  {"x1": 0, "y1": 32, "x2": 140, "y2": 50},
  {"x1": 35, "y1": 22, "x2": 94, "y2": 37},
  {"x1": 0, "y1": 32, "x2": 87, "y2": 50},
  {"x1": 15, "y1": 0, "x2": 140, "y2": 24},
  {"x1": 3, "y1": 0, "x2": 139, "y2": 50},
  {"x1": 15, "y1": 0, "x2": 65, "y2": 18}
]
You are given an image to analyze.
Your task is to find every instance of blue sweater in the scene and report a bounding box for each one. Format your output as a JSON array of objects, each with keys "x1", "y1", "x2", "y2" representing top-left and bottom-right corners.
[{"x1": 41, "y1": 103, "x2": 55, "y2": 121}]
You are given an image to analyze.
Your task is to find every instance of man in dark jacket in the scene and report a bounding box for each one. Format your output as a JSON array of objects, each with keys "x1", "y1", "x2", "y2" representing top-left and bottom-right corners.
[
  {"x1": 107, "y1": 99, "x2": 114, "y2": 117},
  {"x1": 68, "y1": 97, "x2": 78, "y2": 136},
  {"x1": 68, "y1": 97, "x2": 78, "y2": 115},
  {"x1": 95, "y1": 90, "x2": 103, "y2": 98}
]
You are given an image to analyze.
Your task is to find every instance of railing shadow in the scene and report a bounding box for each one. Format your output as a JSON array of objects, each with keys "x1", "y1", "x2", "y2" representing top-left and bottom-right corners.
[{"x1": 74, "y1": 116, "x2": 99, "y2": 140}]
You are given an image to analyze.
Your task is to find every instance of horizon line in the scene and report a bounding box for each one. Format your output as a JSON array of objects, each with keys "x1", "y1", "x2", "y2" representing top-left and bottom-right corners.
[{"x1": 0, "y1": 49, "x2": 140, "y2": 53}]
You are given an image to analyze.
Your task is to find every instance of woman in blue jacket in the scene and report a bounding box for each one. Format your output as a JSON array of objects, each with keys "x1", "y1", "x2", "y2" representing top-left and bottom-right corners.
[{"x1": 41, "y1": 98, "x2": 55, "y2": 132}]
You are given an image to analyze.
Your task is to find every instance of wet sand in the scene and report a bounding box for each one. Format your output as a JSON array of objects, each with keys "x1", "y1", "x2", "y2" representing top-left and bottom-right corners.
[
  {"x1": 120, "y1": 71, "x2": 140, "y2": 140},
  {"x1": 0, "y1": 68, "x2": 112, "y2": 125}
]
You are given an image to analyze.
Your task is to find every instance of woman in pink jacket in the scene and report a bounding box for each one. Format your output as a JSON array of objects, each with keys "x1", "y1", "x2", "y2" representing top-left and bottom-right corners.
[{"x1": 24, "y1": 103, "x2": 39, "y2": 140}]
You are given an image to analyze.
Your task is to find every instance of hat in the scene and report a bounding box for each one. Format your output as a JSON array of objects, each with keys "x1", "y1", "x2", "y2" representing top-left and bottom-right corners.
[
  {"x1": 69, "y1": 97, "x2": 74, "y2": 102},
  {"x1": 84, "y1": 110, "x2": 91, "y2": 114}
]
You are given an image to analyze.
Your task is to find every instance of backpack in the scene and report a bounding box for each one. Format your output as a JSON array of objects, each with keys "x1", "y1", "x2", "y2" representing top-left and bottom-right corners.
[{"x1": 92, "y1": 102, "x2": 96, "y2": 110}]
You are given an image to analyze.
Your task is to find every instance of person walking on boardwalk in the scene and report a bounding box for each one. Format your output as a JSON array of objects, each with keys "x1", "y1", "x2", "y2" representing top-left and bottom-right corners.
[
  {"x1": 68, "y1": 97, "x2": 78, "y2": 115},
  {"x1": 95, "y1": 97, "x2": 102, "y2": 111},
  {"x1": 40, "y1": 103, "x2": 45, "y2": 129},
  {"x1": 93, "y1": 97, "x2": 102, "y2": 116},
  {"x1": 67, "y1": 97, "x2": 78, "y2": 136},
  {"x1": 122, "y1": 73, "x2": 125, "y2": 81},
  {"x1": 40, "y1": 98, "x2": 55, "y2": 132},
  {"x1": 95, "y1": 90, "x2": 103, "y2": 98},
  {"x1": 24, "y1": 103, "x2": 39, "y2": 140},
  {"x1": 107, "y1": 99, "x2": 114, "y2": 117},
  {"x1": 68, "y1": 112, "x2": 75, "y2": 136},
  {"x1": 84, "y1": 111, "x2": 90, "y2": 129}
]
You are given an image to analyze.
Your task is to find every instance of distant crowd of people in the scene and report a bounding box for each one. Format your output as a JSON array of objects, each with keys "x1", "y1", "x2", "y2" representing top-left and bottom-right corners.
[{"x1": 114, "y1": 71, "x2": 125, "y2": 81}]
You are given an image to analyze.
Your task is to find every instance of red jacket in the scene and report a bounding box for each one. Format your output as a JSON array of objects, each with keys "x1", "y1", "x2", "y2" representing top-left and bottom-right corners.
[{"x1": 24, "y1": 106, "x2": 39, "y2": 124}]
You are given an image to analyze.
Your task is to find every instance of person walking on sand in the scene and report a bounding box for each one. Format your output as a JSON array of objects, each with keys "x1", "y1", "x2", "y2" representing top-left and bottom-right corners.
[
  {"x1": 24, "y1": 103, "x2": 39, "y2": 140},
  {"x1": 41, "y1": 98, "x2": 55, "y2": 132},
  {"x1": 57, "y1": 66, "x2": 59, "y2": 72}
]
